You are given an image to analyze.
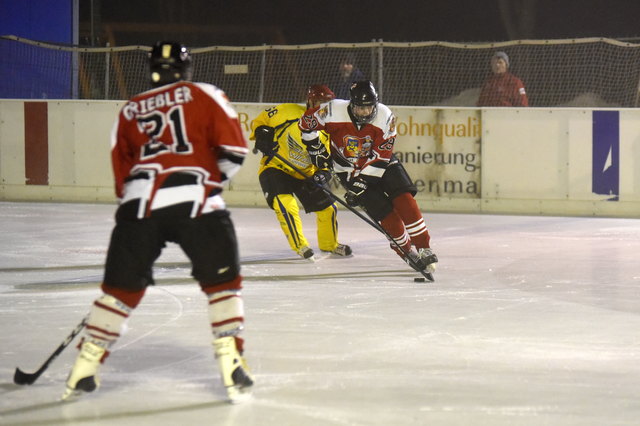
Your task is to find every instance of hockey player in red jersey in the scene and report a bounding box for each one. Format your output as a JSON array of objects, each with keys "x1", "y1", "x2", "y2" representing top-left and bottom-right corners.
[
  {"x1": 298, "y1": 80, "x2": 437, "y2": 274},
  {"x1": 62, "y1": 41, "x2": 253, "y2": 403}
]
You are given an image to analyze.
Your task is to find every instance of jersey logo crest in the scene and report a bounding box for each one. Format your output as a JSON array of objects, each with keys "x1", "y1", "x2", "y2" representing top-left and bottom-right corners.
[{"x1": 343, "y1": 135, "x2": 373, "y2": 161}]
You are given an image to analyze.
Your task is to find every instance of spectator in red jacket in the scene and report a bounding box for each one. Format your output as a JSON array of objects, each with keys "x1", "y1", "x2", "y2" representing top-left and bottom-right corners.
[{"x1": 477, "y1": 51, "x2": 529, "y2": 107}]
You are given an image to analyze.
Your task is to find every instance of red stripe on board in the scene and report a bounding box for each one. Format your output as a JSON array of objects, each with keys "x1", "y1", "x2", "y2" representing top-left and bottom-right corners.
[{"x1": 24, "y1": 102, "x2": 49, "y2": 185}]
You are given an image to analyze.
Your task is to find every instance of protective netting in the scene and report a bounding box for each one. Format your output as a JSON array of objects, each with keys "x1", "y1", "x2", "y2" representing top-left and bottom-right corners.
[{"x1": 3, "y1": 35, "x2": 640, "y2": 107}]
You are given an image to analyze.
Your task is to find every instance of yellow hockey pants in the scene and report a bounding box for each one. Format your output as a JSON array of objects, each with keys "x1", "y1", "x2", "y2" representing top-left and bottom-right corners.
[{"x1": 272, "y1": 194, "x2": 338, "y2": 253}]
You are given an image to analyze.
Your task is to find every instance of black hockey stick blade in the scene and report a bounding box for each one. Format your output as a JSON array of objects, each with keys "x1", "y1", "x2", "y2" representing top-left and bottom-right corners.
[
  {"x1": 13, "y1": 367, "x2": 41, "y2": 385},
  {"x1": 408, "y1": 264, "x2": 435, "y2": 282},
  {"x1": 13, "y1": 316, "x2": 88, "y2": 385}
]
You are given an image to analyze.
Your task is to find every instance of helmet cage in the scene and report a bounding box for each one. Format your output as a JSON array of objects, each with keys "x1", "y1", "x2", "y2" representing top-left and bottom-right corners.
[
  {"x1": 350, "y1": 103, "x2": 378, "y2": 125},
  {"x1": 349, "y1": 80, "x2": 379, "y2": 124}
]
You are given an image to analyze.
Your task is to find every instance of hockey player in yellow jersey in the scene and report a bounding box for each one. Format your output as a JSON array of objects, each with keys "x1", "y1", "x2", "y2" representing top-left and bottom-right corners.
[{"x1": 250, "y1": 84, "x2": 352, "y2": 260}]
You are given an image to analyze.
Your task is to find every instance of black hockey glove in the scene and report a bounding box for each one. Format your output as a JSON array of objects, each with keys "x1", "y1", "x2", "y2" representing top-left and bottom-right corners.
[
  {"x1": 305, "y1": 169, "x2": 331, "y2": 192},
  {"x1": 345, "y1": 178, "x2": 368, "y2": 207},
  {"x1": 254, "y1": 125, "x2": 277, "y2": 156},
  {"x1": 312, "y1": 169, "x2": 332, "y2": 186},
  {"x1": 303, "y1": 136, "x2": 331, "y2": 169}
]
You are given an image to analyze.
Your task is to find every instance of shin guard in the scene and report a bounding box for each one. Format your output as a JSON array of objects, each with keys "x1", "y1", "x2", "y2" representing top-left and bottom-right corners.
[
  {"x1": 392, "y1": 193, "x2": 431, "y2": 248},
  {"x1": 315, "y1": 204, "x2": 338, "y2": 252},
  {"x1": 380, "y1": 211, "x2": 412, "y2": 258},
  {"x1": 206, "y1": 289, "x2": 245, "y2": 339},
  {"x1": 272, "y1": 194, "x2": 309, "y2": 252}
]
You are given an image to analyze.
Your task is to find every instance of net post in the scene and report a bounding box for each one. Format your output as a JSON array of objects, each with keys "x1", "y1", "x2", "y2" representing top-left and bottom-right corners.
[
  {"x1": 377, "y1": 39, "x2": 384, "y2": 101},
  {"x1": 258, "y1": 44, "x2": 266, "y2": 103},
  {"x1": 105, "y1": 42, "x2": 110, "y2": 100}
]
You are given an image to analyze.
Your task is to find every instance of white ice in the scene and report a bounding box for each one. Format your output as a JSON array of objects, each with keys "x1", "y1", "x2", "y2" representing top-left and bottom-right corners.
[{"x1": 1, "y1": 201, "x2": 639, "y2": 426}]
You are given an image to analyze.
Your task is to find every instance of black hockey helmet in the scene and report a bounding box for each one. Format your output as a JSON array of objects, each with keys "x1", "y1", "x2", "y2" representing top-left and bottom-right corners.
[
  {"x1": 148, "y1": 41, "x2": 192, "y2": 87},
  {"x1": 349, "y1": 80, "x2": 378, "y2": 124}
]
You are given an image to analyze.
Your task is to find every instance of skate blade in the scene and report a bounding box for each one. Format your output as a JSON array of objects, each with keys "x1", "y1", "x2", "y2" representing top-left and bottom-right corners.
[
  {"x1": 61, "y1": 376, "x2": 99, "y2": 401},
  {"x1": 226, "y1": 385, "x2": 253, "y2": 404},
  {"x1": 61, "y1": 387, "x2": 83, "y2": 402}
]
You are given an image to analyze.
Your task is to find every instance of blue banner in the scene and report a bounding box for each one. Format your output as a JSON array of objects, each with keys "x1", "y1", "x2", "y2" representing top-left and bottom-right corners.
[
  {"x1": 592, "y1": 110, "x2": 619, "y2": 201},
  {"x1": 0, "y1": 0, "x2": 74, "y2": 99}
]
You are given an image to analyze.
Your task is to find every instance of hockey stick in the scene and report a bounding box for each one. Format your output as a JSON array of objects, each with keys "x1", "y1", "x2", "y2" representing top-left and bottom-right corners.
[
  {"x1": 13, "y1": 315, "x2": 88, "y2": 385},
  {"x1": 271, "y1": 152, "x2": 434, "y2": 281}
]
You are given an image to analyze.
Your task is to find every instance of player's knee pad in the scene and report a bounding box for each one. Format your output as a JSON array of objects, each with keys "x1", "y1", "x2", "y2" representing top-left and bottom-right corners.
[
  {"x1": 315, "y1": 203, "x2": 337, "y2": 224},
  {"x1": 101, "y1": 283, "x2": 145, "y2": 308},
  {"x1": 272, "y1": 194, "x2": 299, "y2": 216},
  {"x1": 86, "y1": 293, "x2": 133, "y2": 348}
]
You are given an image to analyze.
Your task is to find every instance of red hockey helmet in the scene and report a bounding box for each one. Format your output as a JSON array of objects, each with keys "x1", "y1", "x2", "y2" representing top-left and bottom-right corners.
[{"x1": 306, "y1": 84, "x2": 335, "y2": 108}]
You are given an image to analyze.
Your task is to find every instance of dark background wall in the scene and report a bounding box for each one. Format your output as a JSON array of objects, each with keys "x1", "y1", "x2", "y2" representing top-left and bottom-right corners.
[
  {"x1": 76, "y1": 0, "x2": 640, "y2": 48},
  {"x1": 3, "y1": 1, "x2": 640, "y2": 47},
  {"x1": 1, "y1": 0, "x2": 74, "y2": 43},
  {"x1": 0, "y1": 0, "x2": 74, "y2": 98},
  {"x1": 3, "y1": 0, "x2": 640, "y2": 100}
]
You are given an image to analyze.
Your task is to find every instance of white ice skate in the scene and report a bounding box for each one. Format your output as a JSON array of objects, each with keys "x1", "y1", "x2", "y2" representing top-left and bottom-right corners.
[
  {"x1": 61, "y1": 340, "x2": 106, "y2": 401},
  {"x1": 213, "y1": 336, "x2": 254, "y2": 404}
]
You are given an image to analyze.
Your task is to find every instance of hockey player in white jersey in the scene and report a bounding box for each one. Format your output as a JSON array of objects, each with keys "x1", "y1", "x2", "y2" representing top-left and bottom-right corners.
[{"x1": 298, "y1": 80, "x2": 437, "y2": 273}]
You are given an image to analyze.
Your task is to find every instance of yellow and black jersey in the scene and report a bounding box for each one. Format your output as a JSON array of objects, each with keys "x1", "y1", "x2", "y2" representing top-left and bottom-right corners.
[{"x1": 249, "y1": 103, "x2": 330, "y2": 179}]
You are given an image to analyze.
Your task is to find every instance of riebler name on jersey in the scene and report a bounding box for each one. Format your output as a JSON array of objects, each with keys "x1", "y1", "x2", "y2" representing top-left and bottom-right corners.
[{"x1": 122, "y1": 86, "x2": 194, "y2": 120}]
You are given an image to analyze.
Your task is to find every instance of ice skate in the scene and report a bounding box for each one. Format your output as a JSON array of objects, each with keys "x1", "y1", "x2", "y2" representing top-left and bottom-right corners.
[
  {"x1": 214, "y1": 336, "x2": 254, "y2": 404},
  {"x1": 321, "y1": 243, "x2": 352, "y2": 257},
  {"x1": 417, "y1": 247, "x2": 438, "y2": 273},
  {"x1": 296, "y1": 245, "x2": 315, "y2": 261},
  {"x1": 61, "y1": 340, "x2": 106, "y2": 401},
  {"x1": 404, "y1": 247, "x2": 438, "y2": 274}
]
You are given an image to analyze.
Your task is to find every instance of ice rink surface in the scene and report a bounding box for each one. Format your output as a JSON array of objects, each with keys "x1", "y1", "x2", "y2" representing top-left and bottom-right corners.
[{"x1": 1, "y1": 201, "x2": 639, "y2": 426}]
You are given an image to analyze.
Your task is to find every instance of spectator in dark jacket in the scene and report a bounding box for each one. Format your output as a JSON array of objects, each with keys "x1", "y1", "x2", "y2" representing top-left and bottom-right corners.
[{"x1": 332, "y1": 54, "x2": 365, "y2": 99}]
